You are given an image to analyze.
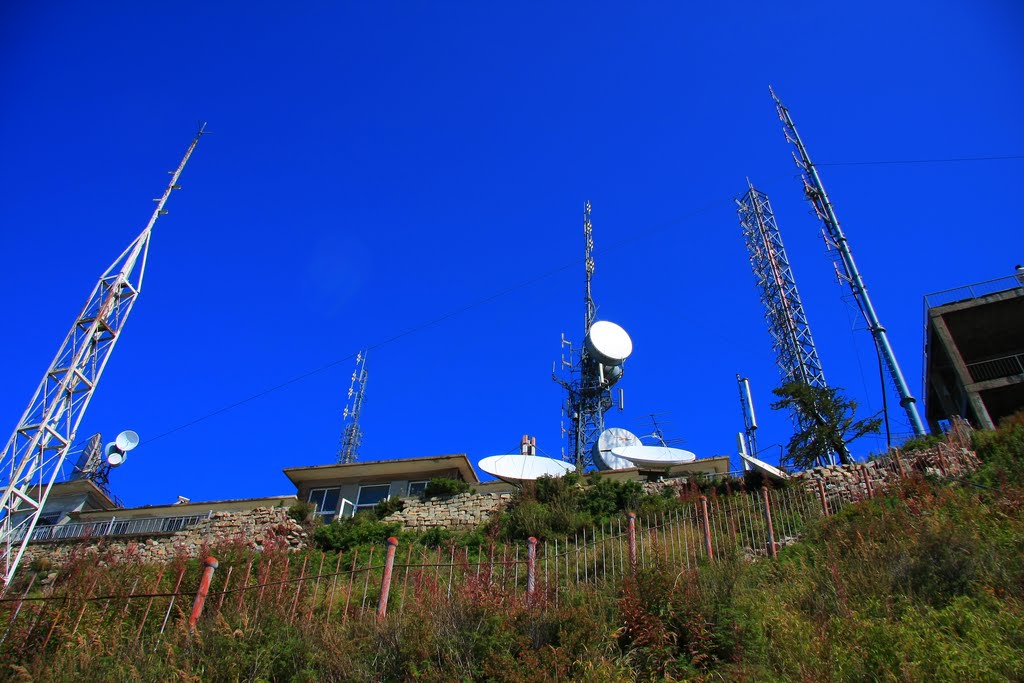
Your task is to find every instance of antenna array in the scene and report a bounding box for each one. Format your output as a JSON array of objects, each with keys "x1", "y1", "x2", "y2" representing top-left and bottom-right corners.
[
  {"x1": 770, "y1": 88, "x2": 926, "y2": 437},
  {"x1": 0, "y1": 126, "x2": 206, "y2": 590},
  {"x1": 737, "y1": 181, "x2": 837, "y2": 466},
  {"x1": 337, "y1": 351, "x2": 368, "y2": 464}
]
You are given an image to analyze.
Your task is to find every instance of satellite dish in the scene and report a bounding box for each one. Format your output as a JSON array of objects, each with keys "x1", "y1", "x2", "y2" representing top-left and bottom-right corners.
[
  {"x1": 115, "y1": 430, "x2": 140, "y2": 452},
  {"x1": 611, "y1": 445, "x2": 697, "y2": 468},
  {"x1": 104, "y1": 442, "x2": 126, "y2": 467},
  {"x1": 592, "y1": 427, "x2": 642, "y2": 470},
  {"x1": 478, "y1": 454, "x2": 575, "y2": 483},
  {"x1": 585, "y1": 321, "x2": 633, "y2": 366},
  {"x1": 602, "y1": 364, "x2": 624, "y2": 387}
]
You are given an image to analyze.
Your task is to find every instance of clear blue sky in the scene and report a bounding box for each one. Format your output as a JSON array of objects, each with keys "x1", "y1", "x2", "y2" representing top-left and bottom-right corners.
[{"x1": 2, "y1": 2, "x2": 1022, "y2": 507}]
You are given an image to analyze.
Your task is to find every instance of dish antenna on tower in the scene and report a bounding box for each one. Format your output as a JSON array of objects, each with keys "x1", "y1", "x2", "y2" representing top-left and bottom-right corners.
[{"x1": 105, "y1": 430, "x2": 139, "y2": 467}]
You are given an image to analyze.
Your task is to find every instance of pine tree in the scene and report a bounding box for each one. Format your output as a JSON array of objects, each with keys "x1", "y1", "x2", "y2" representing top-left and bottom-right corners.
[{"x1": 771, "y1": 382, "x2": 881, "y2": 469}]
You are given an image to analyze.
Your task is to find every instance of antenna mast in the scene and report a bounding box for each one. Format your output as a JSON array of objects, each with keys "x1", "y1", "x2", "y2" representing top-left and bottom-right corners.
[
  {"x1": 338, "y1": 351, "x2": 368, "y2": 464},
  {"x1": 736, "y1": 375, "x2": 758, "y2": 459},
  {"x1": 737, "y1": 181, "x2": 837, "y2": 466},
  {"x1": 554, "y1": 202, "x2": 617, "y2": 471},
  {"x1": 0, "y1": 126, "x2": 205, "y2": 590},
  {"x1": 770, "y1": 88, "x2": 926, "y2": 437}
]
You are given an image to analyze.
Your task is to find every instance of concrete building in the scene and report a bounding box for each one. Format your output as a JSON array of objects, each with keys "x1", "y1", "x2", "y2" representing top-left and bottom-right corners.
[{"x1": 923, "y1": 271, "x2": 1024, "y2": 431}]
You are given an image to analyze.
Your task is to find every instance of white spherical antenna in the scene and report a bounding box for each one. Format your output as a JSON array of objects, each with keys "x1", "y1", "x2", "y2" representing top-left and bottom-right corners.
[
  {"x1": 585, "y1": 321, "x2": 633, "y2": 366},
  {"x1": 592, "y1": 427, "x2": 642, "y2": 470},
  {"x1": 478, "y1": 454, "x2": 575, "y2": 483},
  {"x1": 610, "y1": 445, "x2": 697, "y2": 468},
  {"x1": 104, "y1": 442, "x2": 126, "y2": 467},
  {"x1": 115, "y1": 430, "x2": 140, "y2": 452}
]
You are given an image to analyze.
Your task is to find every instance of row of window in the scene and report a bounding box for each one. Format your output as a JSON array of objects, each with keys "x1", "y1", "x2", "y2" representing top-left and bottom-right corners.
[{"x1": 308, "y1": 481, "x2": 428, "y2": 523}]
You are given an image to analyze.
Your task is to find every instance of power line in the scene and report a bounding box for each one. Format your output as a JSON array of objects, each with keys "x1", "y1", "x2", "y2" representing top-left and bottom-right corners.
[{"x1": 818, "y1": 154, "x2": 1024, "y2": 167}]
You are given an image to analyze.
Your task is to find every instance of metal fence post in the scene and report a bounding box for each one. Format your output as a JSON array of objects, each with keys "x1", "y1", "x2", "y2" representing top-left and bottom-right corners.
[
  {"x1": 816, "y1": 480, "x2": 830, "y2": 517},
  {"x1": 188, "y1": 556, "x2": 219, "y2": 633},
  {"x1": 376, "y1": 536, "x2": 399, "y2": 621},
  {"x1": 761, "y1": 488, "x2": 777, "y2": 559},
  {"x1": 699, "y1": 496, "x2": 714, "y2": 560},
  {"x1": 627, "y1": 513, "x2": 638, "y2": 575},
  {"x1": 526, "y1": 537, "x2": 537, "y2": 602}
]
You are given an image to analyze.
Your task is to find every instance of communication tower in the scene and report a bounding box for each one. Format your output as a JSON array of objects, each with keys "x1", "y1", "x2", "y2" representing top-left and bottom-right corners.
[
  {"x1": 0, "y1": 126, "x2": 205, "y2": 590},
  {"x1": 770, "y1": 88, "x2": 927, "y2": 437},
  {"x1": 337, "y1": 351, "x2": 368, "y2": 464},
  {"x1": 737, "y1": 181, "x2": 837, "y2": 466},
  {"x1": 553, "y1": 202, "x2": 631, "y2": 471}
]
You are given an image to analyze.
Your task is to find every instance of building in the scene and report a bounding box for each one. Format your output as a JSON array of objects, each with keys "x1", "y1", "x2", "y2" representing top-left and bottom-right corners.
[
  {"x1": 283, "y1": 453, "x2": 479, "y2": 523},
  {"x1": 923, "y1": 271, "x2": 1024, "y2": 431}
]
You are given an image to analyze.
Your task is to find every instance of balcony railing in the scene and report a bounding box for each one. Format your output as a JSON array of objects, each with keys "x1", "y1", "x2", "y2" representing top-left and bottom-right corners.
[
  {"x1": 12, "y1": 513, "x2": 211, "y2": 544},
  {"x1": 967, "y1": 352, "x2": 1024, "y2": 383},
  {"x1": 925, "y1": 274, "x2": 1024, "y2": 310}
]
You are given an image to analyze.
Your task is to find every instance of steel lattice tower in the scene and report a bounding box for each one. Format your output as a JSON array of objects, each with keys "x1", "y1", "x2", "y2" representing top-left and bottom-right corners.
[
  {"x1": 737, "y1": 181, "x2": 837, "y2": 466},
  {"x1": 771, "y1": 88, "x2": 927, "y2": 437},
  {"x1": 337, "y1": 351, "x2": 368, "y2": 464},
  {"x1": 554, "y1": 202, "x2": 614, "y2": 471},
  {"x1": 0, "y1": 126, "x2": 206, "y2": 590}
]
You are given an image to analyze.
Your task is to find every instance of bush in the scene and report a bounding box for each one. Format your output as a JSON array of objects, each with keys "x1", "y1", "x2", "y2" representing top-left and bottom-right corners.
[
  {"x1": 288, "y1": 500, "x2": 316, "y2": 524},
  {"x1": 313, "y1": 513, "x2": 402, "y2": 552},
  {"x1": 374, "y1": 495, "x2": 405, "y2": 519},
  {"x1": 423, "y1": 477, "x2": 470, "y2": 498},
  {"x1": 971, "y1": 410, "x2": 1024, "y2": 488}
]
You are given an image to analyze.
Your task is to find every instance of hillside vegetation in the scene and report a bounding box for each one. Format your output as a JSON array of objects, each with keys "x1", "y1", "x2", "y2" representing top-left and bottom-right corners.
[{"x1": 4, "y1": 413, "x2": 1024, "y2": 682}]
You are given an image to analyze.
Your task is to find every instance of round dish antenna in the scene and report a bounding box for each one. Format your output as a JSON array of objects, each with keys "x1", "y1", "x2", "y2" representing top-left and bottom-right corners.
[
  {"x1": 592, "y1": 427, "x2": 642, "y2": 470},
  {"x1": 115, "y1": 430, "x2": 140, "y2": 452},
  {"x1": 610, "y1": 445, "x2": 697, "y2": 468},
  {"x1": 478, "y1": 454, "x2": 575, "y2": 483},
  {"x1": 104, "y1": 442, "x2": 126, "y2": 467},
  {"x1": 585, "y1": 321, "x2": 633, "y2": 366}
]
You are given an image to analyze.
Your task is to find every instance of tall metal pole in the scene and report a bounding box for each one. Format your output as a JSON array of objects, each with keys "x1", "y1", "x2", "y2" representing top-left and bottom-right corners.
[
  {"x1": 0, "y1": 126, "x2": 206, "y2": 590},
  {"x1": 770, "y1": 88, "x2": 927, "y2": 437}
]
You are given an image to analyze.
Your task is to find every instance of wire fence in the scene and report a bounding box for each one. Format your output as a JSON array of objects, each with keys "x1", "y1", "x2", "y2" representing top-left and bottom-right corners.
[{"x1": 0, "y1": 440, "x2": 980, "y2": 657}]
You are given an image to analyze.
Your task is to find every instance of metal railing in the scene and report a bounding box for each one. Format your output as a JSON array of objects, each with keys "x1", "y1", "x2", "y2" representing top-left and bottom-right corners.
[
  {"x1": 967, "y1": 352, "x2": 1024, "y2": 383},
  {"x1": 12, "y1": 513, "x2": 210, "y2": 543},
  {"x1": 924, "y1": 274, "x2": 1024, "y2": 310}
]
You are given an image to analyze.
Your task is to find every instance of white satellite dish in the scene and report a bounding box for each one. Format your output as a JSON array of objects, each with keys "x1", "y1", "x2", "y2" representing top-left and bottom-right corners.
[
  {"x1": 585, "y1": 321, "x2": 633, "y2": 366},
  {"x1": 739, "y1": 452, "x2": 788, "y2": 481},
  {"x1": 478, "y1": 454, "x2": 575, "y2": 483},
  {"x1": 592, "y1": 427, "x2": 642, "y2": 470},
  {"x1": 115, "y1": 430, "x2": 140, "y2": 452},
  {"x1": 611, "y1": 445, "x2": 697, "y2": 468},
  {"x1": 105, "y1": 442, "x2": 126, "y2": 467}
]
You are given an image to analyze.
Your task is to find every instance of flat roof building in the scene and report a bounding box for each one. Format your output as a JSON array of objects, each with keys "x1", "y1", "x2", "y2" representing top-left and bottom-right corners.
[{"x1": 923, "y1": 271, "x2": 1024, "y2": 431}]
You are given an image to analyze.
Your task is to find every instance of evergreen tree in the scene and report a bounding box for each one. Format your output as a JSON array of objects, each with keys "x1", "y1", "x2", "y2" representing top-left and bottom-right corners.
[{"x1": 771, "y1": 382, "x2": 881, "y2": 469}]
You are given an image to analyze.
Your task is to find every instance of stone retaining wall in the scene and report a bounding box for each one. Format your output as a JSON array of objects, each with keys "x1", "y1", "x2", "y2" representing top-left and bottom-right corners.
[
  {"x1": 382, "y1": 491, "x2": 514, "y2": 529},
  {"x1": 23, "y1": 506, "x2": 307, "y2": 570}
]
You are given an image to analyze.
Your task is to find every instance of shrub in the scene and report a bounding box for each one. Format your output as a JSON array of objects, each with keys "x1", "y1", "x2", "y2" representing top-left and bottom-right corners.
[
  {"x1": 423, "y1": 477, "x2": 470, "y2": 498},
  {"x1": 288, "y1": 500, "x2": 316, "y2": 524},
  {"x1": 374, "y1": 495, "x2": 405, "y2": 519},
  {"x1": 313, "y1": 513, "x2": 401, "y2": 551}
]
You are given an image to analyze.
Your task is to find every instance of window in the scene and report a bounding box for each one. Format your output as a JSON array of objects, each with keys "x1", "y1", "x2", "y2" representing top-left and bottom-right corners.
[
  {"x1": 407, "y1": 480, "x2": 429, "y2": 497},
  {"x1": 356, "y1": 484, "x2": 392, "y2": 511},
  {"x1": 308, "y1": 488, "x2": 342, "y2": 523}
]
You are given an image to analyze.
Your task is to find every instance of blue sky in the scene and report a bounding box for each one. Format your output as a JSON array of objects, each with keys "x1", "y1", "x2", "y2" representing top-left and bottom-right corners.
[{"x1": 2, "y1": 2, "x2": 1022, "y2": 507}]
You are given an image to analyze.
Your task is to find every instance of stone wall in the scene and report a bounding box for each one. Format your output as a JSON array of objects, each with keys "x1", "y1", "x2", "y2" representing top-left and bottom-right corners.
[
  {"x1": 382, "y1": 491, "x2": 514, "y2": 529},
  {"x1": 23, "y1": 506, "x2": 307, "y2": 569}
]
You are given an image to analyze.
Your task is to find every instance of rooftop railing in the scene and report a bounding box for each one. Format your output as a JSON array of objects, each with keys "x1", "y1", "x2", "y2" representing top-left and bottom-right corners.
[
  {"x1": 924, "y1": 274, "x2": 1024, "y2": 310},
  {"x1": 11, "y1": 512, "x2": 211, "y2": 544}
]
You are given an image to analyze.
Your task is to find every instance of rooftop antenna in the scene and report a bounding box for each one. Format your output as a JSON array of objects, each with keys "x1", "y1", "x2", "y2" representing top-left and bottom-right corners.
[
  {"x1": 770, "y1": 87, "x2": 926, "y2": 437},
  {"x1": 0, "y1": 125, "x2": 205, "y2": 591},
  {"x1": 337, "y1": 351, "x2": 368, "y2": 464},
  {"x1": 553, "y1": 202, "x2": 632, "y2": 472},
  {"x1": 737, "y1": 180, "x2": 839, "y2": 466},
  {"x1": 736, "y1": 375, "x2": 759, "y2": 459}
]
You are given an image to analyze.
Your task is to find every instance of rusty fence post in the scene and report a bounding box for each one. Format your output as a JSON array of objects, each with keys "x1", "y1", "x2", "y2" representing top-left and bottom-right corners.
[
  {"x1": 761, "y1": 488, "x2": 777, "y2": 559},
  {"x1": 863, "y1": 466, "x2": 875, "y2": 499},
  {"x1": 376, "y1": 536, "x2": 399, "y2": 621},
  {"x1": 626, "y1": 513, "x2": 638, "y2": 576},
  {"x1": 526, "y1": 537, "x2": 537, "y2": 602},
  {"x1": 816, "y1": 480, "x2": 830, "y2": 517},
  {"x1": 188, "y1": 556, "x2": 219, "y2": 633},
  {"x1": 699, "y1": 496, "x2": 714, "y2": 560}
]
